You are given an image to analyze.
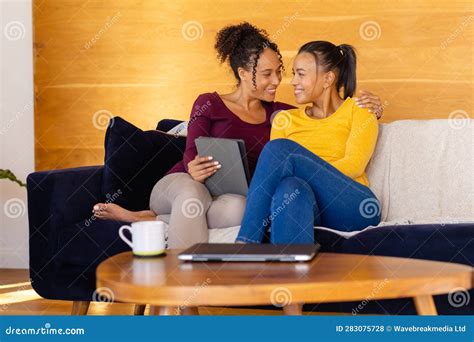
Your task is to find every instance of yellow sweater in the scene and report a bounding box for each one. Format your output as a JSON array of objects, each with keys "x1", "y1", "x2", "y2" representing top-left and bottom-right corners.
[{"x1": 270, "y1": 97, "x2": 378, "y2": 186}]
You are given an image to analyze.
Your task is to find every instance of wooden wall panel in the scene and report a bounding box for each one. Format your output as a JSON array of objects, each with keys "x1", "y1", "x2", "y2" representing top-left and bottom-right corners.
[{"x1": 33, "y1": 0, "x2": 473, "y2": 170}]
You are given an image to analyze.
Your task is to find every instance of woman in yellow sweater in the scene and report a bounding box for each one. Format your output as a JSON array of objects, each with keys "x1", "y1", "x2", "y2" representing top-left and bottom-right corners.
[{"x1": 236, "y1": 41, "x2": 380, "y2": 244}]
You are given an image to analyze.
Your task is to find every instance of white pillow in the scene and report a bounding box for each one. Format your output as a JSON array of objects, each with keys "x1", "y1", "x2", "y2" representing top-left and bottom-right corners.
[{"x1": 167, "y1": 121, "x2": 188, "y2": 136}]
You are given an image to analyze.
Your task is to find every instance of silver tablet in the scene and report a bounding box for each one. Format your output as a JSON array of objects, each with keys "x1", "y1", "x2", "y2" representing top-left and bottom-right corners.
[{"x1": 195, "y1": 137, "x2": 250, "y2": 197}]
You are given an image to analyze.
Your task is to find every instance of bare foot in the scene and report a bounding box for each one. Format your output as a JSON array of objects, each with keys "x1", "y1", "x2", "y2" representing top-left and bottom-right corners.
[{"x1": 93, "y1": 203, "x2": 139, "y2": 222}]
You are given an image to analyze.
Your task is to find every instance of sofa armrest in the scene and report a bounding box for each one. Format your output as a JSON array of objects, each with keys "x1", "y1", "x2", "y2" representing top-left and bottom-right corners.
[
  {"x1": 156, "y1": 119, "x2": 184, "y2": 131},
  {"x1": 27, "y1": 166, "x2": 104, "y2": 294}
]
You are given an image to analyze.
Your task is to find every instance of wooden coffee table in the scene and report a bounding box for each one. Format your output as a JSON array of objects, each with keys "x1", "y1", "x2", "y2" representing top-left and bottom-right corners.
[{"x1": 96, "y1": 250, "x2": 472, "y2": 315}]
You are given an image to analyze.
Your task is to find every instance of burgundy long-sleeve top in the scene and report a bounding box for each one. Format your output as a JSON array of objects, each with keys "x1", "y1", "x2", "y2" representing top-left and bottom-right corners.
[{"x1": 167, "y1": 92, "x2": 295, "y2": 177}]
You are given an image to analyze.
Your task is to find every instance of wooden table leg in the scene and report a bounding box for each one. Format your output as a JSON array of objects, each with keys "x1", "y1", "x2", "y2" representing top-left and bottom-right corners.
[
  {"x1": 133, "y1": 304, "x2": 146, "y2": 315},
  {"x1": 149, "y1": 305, "x2": 162, "y2": 315},
  {"x1": 181, "y1": 306, "x2": 199, "y2": 315},
  {"x1": 413, "y1": 295, "x2": 438, "y2": 315},
  {"x1": 283, "y1": 303, "x2": 303, "y2": 315},
  {"x1": 149, "y1": 306, "x2": 181, "y2": 315},
  {"x1": 71, "y1": 301, "x2": 90, "y2": 315}
]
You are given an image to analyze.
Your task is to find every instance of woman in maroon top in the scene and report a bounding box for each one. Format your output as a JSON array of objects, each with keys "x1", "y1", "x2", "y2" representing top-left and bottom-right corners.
[
  {"x1": 93, "y1": 22, "x2": 384, "y2": 248},
  {"x1": 166, "y1": 91, "x2": 293, "y2": 177}
]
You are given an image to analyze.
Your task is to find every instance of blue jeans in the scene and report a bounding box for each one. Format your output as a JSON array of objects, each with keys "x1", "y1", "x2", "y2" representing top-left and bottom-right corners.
[{"x1": 236, "y1": 139, "x2": 381, "y2": 244}]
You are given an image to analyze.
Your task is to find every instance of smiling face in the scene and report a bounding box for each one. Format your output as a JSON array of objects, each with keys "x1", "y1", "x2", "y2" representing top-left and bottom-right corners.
[
  {"x1": 238, "y1": 47, "x2": 283, "y2": 102},
  {"x1": 291, "y1": 52, "x2": 335, "y2": 104}
]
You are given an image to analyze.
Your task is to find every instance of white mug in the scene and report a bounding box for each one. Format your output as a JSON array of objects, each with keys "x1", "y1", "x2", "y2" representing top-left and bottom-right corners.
[{"x1": 119, "y1": 221, "x2": 166, "y2": 257}]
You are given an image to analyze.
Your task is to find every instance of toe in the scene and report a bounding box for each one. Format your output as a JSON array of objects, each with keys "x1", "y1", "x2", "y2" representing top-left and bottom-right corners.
[
  {"x1": 97, "y1": 203, "x2": 108, "y2": 211},
  {"x1": 94, "y1": 211, "x2": 107, "y2": 219}
]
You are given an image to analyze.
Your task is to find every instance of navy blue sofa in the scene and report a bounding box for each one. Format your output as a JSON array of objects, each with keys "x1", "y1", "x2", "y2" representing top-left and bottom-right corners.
[{"x1": 27, "y1": 119, "x2": 473, "y2": 315}]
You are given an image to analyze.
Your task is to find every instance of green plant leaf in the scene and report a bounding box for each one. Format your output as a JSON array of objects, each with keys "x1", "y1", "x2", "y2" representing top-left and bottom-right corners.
[{"x1": 0, "y1": 169, "x2": 26, "y2": 187}]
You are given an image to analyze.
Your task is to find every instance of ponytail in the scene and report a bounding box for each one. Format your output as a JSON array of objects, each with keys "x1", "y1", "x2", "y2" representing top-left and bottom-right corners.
[
  {"x1": 337, "y1": 44, "x2": 357, "y2": 98},
  {"x1": 298, "y1": 41, "x2": 357, "y2": 99}
]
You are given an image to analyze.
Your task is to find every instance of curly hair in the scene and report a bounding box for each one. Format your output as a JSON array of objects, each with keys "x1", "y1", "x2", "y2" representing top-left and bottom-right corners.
[{"x1": 214, "y1": 22, "x2": 284, "y2": 89}]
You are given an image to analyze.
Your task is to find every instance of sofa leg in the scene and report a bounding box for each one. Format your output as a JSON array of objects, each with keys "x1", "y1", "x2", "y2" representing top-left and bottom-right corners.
[
  {"x1": 71, "y1": 301, "x2": 90, "y2": 315},
  {"x1": 134, "y1": 304, "x2": 147, "y2": 315}
]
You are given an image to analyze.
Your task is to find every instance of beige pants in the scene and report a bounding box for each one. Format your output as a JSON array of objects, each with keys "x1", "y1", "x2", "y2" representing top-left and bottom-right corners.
[{"x1": 149, "y1": 172, "x2": 246, "y2": 248}]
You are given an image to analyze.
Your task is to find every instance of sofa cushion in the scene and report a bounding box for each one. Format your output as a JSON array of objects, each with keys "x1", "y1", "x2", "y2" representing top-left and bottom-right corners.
[
  {"x1": 102, "y1": 117, "x2": 186, "y2": 211},
  {"x1": 367, "y1": 119, "x2": 473, "y2": 222},
  {"x1": 319, "y1": 223, "x2": 474, "y2": 266},
  {"x1": 204, "y1": 223, "x2": 474, "y2": 267},
  {"x1": 166, "y1": 121, "x2": 188, "y2": 136}
]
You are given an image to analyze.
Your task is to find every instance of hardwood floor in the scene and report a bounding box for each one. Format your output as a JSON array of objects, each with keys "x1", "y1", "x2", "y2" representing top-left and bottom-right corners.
[{"x1": 0, "y1": 269, "x2": 337, "y2": 316}]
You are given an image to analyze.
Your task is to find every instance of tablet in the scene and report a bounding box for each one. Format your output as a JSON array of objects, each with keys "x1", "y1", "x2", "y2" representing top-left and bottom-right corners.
[
  {"x1": 178, "y1": 243, "x2": 321, "y2": 262},
  {"x1": 195, "y1": 137, "x2": 250, "y2": 197}
]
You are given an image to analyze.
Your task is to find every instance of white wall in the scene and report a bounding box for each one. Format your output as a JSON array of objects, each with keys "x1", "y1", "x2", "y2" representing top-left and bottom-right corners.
[{"x1": 0, "y1": 0, "x2": 34, "y2": 269}]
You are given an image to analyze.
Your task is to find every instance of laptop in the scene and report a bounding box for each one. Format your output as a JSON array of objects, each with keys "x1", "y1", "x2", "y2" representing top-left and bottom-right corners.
[
  {"x1": 178, "y1": 243, "x2": 321, "y2": 262},
  {"x1": 195, "y1": 137, "x2": 250, "y2": 197}
]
